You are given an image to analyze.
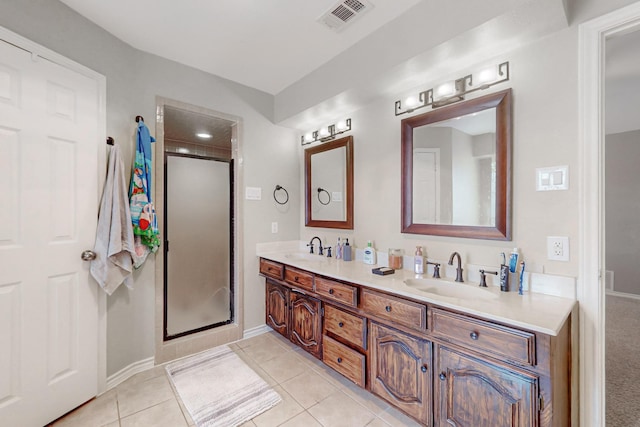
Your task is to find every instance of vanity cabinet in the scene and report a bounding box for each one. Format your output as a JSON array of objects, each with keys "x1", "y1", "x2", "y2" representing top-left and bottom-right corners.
[
  {"x1": 259, "y1": 258, "x2": 572, "y2": 426},
  {"x1": 265, "y1": 279, "x2": 322, "y2": 359},
  {"x1": 434, "y1": 345, "x2": 539, "y2": 427},
  {"x1": 265, "y1": 280, "x2": 288, "y2": 337},
  {"x1": 289, "y1": 290, "x2": 322, "y2": 358},
  {"x1": 370, "y1": 322, "x2": 432, "y2": 424}
]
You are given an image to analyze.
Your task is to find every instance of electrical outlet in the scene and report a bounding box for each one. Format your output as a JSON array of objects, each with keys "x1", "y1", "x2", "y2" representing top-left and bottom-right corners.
[
  {"x1": 271, "y1": 222, "x2": 278, "y2": 234},
  {"x1": 547, "y1": 236, "x2": 569, "y2": 261}
]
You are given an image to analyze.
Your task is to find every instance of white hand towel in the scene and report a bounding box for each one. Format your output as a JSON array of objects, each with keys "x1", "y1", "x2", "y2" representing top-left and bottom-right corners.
[{"x1": 91, "y1": 144, "x2": 136, "y2": 295}]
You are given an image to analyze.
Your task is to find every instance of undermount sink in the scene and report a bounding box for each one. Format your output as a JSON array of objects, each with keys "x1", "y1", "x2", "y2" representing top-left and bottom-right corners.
[
  {"x1": 284, "y1": 252, "x2": 327, "y2": 262},
  {"x1": 404, "y1": 278, "x2": 498, "y2": 300}
]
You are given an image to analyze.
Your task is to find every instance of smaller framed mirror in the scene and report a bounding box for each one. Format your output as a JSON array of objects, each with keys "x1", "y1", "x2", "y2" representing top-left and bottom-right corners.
[
  {"x1": 401, "y1": 89, "x2": 512, "y2": 240},
  {"x1": 305, "y1": 135, "x2": 354, "y2": 229}
]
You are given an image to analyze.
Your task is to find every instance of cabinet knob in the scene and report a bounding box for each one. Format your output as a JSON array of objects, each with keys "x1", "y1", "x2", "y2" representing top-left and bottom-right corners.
[
  {"x1": 329, "y1": 289, "x2": 334, "y2": 294},
  {"x1": 439, "y1": 372, "x2": 446, "y2": 381},
  {"x1": 267, "y1": 267, "x2": 272, "y2": 271},
  {"x1": 337, "y1": 357, "x2": 342, "y2": 363},
  {"x1": 294, "y1": 276, "x2": 299, "y2": 282},
  {"x1": 385, "y1": 305, "x2": 392, "y2": 312},
  {"x1": 421, "y1": 365, "x2": 427, "y2": 373},
  {"x1": 338, "y1": 322, "x2": 344, "y2": 328},
  {"x1": 470, "y1": 331, "x2": 479, "y2": 340}
]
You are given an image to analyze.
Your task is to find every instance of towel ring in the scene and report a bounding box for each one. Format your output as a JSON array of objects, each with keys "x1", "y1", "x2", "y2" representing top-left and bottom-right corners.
[
  {"x1": 273, "y1": 185, "x2": 289, "y2": 205},
  {"x1": 317, "y1": 187, "x2": 331, "y2": 205}
]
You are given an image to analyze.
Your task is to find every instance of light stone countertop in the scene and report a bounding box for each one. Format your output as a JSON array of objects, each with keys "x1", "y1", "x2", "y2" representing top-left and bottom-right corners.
[{"x1": 257, "y1": 250, "x2": 576, "y2": 336}]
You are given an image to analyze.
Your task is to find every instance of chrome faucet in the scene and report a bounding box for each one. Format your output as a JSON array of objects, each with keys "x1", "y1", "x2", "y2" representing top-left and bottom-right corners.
[
  {"x1": 448, "y1": 252, "x2": 464, "y2": 282},
  {"x1": 307, "y1": 236, "x2": 323, "y2": 256}
]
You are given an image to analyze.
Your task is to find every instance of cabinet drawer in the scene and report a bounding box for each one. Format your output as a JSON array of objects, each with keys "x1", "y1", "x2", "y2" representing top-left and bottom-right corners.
[
  {"x1": 284, "y1": 266, "x2": 314, "y2": 292},
  {"x1": 431, "y1": 308, "x2": 536, "y2": 366},
  {"x1": 315, "y1": 276, "x2": 358, "y2": 307},
  {"x1": 259, "y1": 258, "x2": 284, "y2": 280},
  {"x1": 361, "y1": 289, "x2": 426, "y2": 330},
  {"x1": 324, "y1": 305, "x2": 366, "y2": 349},
  {"x1": 323, "y1": 335, "x2": 366, "y2": 388}
]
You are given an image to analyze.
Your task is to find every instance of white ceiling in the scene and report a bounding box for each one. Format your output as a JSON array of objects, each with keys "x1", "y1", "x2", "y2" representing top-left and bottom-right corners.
[{"x1": 58, "y1": 0, "x2": 421, "y2": 95}]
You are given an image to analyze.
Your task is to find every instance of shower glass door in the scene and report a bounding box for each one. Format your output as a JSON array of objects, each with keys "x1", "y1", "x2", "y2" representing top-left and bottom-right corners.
[{"x1": 164, "y1": 153, "x2": 233, "y2": 339}]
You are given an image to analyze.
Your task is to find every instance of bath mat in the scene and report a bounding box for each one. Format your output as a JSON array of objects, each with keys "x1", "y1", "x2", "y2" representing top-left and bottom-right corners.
[{"x1": 165, "y1": 345, "x2": 281, "y2": 427}]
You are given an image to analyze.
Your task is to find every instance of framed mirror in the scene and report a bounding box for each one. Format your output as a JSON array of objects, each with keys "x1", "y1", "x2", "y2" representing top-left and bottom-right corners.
[
  {"x1": 305, "y1": 135, "x2": 354, "y2": 229},
  {"x1": 401, "y1": 89, "x2": 512, "y2": 240}
]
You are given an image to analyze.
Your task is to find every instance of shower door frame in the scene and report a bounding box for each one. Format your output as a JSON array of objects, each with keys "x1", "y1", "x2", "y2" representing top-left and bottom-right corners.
[{"x1": 163, "y1": 152, "x2": 235, "y2": 341}]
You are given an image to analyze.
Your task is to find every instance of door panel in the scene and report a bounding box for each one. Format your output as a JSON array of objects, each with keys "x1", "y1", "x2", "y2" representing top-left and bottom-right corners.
[{"x1": 0, "y1": 38, "x2": 99, "y2": 426}]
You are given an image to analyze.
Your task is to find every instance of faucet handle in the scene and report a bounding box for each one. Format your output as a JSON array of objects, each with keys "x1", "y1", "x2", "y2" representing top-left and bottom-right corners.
[
  {"x1": 479, "y1": 269, "x2": 498, "y2": 287},
  {"x1": 325, "y1": 246, "x2": 332, "y2": 257},
  {"x1": 307, "y1": 243, "x2": 314, "y2": 254},
  {"x1": 426, "y1": 261, "x2": 441, "y2": 278}
]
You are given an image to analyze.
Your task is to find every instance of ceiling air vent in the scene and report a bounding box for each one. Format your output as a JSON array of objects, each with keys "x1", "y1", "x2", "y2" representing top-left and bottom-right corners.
[{"x1": 317, "y1": 0, "x2": 374, "y2": 32}]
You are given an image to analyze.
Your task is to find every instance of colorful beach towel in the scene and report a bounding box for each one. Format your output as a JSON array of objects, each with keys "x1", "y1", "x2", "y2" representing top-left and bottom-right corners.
[{"x1": 129, "y1": 119, "x2": 160, "y2": 268}]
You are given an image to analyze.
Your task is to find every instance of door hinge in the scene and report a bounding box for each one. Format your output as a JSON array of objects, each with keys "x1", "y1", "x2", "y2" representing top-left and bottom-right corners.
[
  {"x1": 321, "y1": 307, "x2": 324, "y2": 317},
  {"x1": 165, "y1": 240, "x2": 169, "y2": 252},
  {"x1": 538, "y1": 395, "x2": 545, "y2": 412}
]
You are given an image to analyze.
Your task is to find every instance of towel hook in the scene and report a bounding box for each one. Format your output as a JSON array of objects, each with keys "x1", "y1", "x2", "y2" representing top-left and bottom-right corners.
[
  {"x1": 106, "y1": 136, "x2": 114, "y2": 145},
  {"x1": 317, "y1": 187, "x2": 331, "y2": 205},
  {"x1": 135, "y1": 115, "x2": 144, "y2": 123},
  {"x1": 273, "y1": 185, "x2": 289, "y2": 205}
]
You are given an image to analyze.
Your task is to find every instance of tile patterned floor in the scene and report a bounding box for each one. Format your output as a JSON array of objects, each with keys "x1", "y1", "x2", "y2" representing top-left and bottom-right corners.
[{"x1": 49, "y1": 331, "x2": 422, "y2": 427}]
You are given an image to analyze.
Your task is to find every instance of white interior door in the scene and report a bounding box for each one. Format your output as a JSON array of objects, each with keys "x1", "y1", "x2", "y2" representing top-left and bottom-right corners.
[
  {"x1": 413, "y1": 148, "x2": 440, "y2": 223},
  {"x1": 0, "y1": 38, "x2": 100, "y2": 426}
]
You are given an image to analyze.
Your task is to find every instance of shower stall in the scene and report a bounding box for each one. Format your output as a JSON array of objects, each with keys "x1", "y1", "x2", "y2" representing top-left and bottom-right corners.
[{"x1": 162, "y1": 105, "x2": 235, "y2": 340}]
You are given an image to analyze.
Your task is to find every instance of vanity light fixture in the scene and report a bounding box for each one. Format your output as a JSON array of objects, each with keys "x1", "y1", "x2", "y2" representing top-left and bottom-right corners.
[
  {"x1": 301, "y1": 118, "x2": 352, "y2": 146},
  {"x1": 394, "y1": 61, "x2": 510, "y2": 116}
]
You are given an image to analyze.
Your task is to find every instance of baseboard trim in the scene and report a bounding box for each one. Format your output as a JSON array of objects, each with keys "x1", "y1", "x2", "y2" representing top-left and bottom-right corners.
[
  {"x1": 106, "y1": 357, "x2": 155, "y2": 391},
  {"x1": 243, "y1": 324, "x2": 272, "y2": 340},
  {"x1": 606, "y1": 289, "x2": 640, "y2": 301}
]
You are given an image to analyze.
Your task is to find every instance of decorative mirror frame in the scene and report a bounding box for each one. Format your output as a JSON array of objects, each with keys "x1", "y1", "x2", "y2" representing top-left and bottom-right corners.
[
  {"x1": 401, "y1": 88, "x2": 512, "y2": 240},
  {"x1": 305, "y1": 135, "x2": 354, "y2": 229}
]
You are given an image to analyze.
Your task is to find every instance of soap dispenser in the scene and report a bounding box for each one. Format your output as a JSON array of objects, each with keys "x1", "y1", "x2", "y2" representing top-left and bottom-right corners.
[
  {"x1": 363, "y1": 241, "x2": 376, "y2": 265},
  {"x1": 414, "y1": 246, "x2": 424, "y2": 274},
  {"x1": 343, "y1": 238, "x2": 352, "y2": 261}
]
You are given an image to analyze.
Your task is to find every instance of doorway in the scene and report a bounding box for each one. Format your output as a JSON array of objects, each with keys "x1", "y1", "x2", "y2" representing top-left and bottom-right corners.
[
  {"x1": 163, "y1": 105, "x2": 235, "y2": 340},
  {"x1": 604, "y1": 27, "x2": 640, "y2": 426},
  {"x1": 579, "y1": 3, "x2": 640, "y2": 426}
]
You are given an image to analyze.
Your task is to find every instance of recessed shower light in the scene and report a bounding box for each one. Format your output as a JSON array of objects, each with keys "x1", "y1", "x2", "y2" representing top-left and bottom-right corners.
[{"x1": 196, "y1": 132, "x2": 212, "y2": 139}]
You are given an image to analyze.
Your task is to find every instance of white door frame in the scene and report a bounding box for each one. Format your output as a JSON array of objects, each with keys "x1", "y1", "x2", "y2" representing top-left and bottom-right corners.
[
  {"x1": 0, "y1": 26, "x2": 108, "y2": 393},
  {"x1": 578, "y1": 3, "x2": 640, "y2": 426}
]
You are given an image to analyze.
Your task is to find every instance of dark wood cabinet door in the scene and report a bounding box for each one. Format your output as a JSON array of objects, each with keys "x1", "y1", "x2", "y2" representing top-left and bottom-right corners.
[
  {"x1": 434, "y1": 345, "x2": 539, "y2": 427},
  {"x1": 369, "y1": 322, "x2": 431, "y2": 425},
  {"x1": 265, "y1": 280, "x2": 289, "y2": 337},
  {"x1": 289, "y1": 291, "x2": 322, "y2": 358}
]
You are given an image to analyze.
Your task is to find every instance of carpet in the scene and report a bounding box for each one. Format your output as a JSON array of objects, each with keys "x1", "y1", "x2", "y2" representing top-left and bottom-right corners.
[
  {"x1": 606, "y1": 294, "x2": 640, "y2": 427},
  {"x1": 166, "y1": 345, "x2": 281, "y2": 427}
]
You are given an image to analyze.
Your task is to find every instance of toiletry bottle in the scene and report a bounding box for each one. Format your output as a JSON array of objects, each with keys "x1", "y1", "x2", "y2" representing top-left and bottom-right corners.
[
  {"x1": 499, "y1": 252, "x2": 510, "y2": 292},
  {"x1": 363, "y1": 241, "x2": 376, "y2": 265},
  {"x1": 414, "y1": 246, "x2": 424, "y2": 274},
  {"x1": 509, "y1": 248, "x2": 519, "y2": 273},
  {"x1": 343, "y1": 238, "x2": 352, "y2": 261},
  {"x1": 336, "y1": 237, "x2": 342, "y2": 259}
]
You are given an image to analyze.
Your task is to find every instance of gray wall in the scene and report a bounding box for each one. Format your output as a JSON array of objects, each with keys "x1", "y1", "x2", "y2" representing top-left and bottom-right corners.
[
  {"x1": 606, "y1": 130, "x2": 640, "y2": 295},
  {"x1": 0, "y1": 0, "x2": 300, "y2": 376}
]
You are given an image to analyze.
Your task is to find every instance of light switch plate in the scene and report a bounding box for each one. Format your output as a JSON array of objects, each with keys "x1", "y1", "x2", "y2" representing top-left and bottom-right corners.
[
  {"x1": 245, "y1": 187, "x2": 262, "y2": 200},
  {"x1": 536, "y1": 166, "x2": 569, "y2": 191}
]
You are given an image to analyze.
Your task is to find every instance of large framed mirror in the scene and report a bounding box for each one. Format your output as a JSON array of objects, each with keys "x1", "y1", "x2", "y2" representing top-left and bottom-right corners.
[
  {"x1": 305, "y1": 135, "x2": 354, "y2": 229},
  {"x1": 401, "y1": 89, "x2": 512, "y2": 240}
]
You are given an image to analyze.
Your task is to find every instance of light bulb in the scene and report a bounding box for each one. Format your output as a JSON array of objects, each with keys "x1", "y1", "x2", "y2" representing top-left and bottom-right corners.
[
  {"x1": 319, "y1": 127, "x2": 330, "y2": 137},
  {"x1": 196, "y1": 132, "x2": 212, "y2": 139},
  {"x1": 304, "y1": 132, "x2": 313, "y2": 142},
  {"x1": 336, "y1": 121, "x2": 347, "y2": 131},
  {"x1": 435, "y1": 81, "x2": 455, "y2": 99}
]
